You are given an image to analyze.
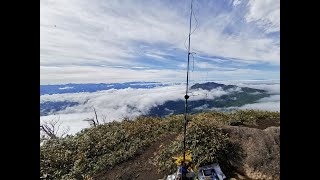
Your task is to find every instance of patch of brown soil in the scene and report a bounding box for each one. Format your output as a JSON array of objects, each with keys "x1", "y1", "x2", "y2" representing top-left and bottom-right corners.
[
  {"x1": 232, "y1": 118, "x2": 280, "y2": 130},
  {"x1": 250, "y1": 118, "x2": 280, "y2": 130}
]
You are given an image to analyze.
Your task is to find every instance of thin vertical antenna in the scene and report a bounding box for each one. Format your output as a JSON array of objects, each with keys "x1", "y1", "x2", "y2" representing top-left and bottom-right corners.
[
  {"x1": 205, "y1": 66, "x2": 209, "y2": 98},
  {"x1": 183, "y1": 0, "x2": 193, "y2": 172}
]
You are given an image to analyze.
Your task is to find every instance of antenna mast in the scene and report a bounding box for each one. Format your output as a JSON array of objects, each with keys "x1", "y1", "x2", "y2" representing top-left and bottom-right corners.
[{"x1": 182, "y1": 0, "x2": 193, "y2": 171}]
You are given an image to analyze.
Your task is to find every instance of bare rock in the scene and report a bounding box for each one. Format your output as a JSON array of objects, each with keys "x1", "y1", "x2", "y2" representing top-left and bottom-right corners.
[{"x1": 222, "y1": 126, "x2": 280, "y2": 180}]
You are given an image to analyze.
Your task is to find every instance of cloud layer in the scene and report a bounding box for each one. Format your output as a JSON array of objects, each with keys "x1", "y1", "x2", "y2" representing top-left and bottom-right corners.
[
  {"x1": 40, "y1": 0, "x2": 280, "y2": 84},
  {"x1": 40, "y1": 80, "x2": 279, "y2": 134}
]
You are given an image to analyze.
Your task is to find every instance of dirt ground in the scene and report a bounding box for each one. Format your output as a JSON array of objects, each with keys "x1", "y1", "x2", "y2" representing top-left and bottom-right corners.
[
  {"x1": 248, "y1": 118, "x2": 280, "y2": 130},
  {"x1": 94, "y1": 133, "x2": 177, "y2": 180}
]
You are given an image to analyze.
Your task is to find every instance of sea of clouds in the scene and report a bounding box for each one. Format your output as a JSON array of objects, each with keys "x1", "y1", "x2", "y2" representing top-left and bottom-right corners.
[{"x1": 40, "y1": 80, "x2": 280, "y2": 135}]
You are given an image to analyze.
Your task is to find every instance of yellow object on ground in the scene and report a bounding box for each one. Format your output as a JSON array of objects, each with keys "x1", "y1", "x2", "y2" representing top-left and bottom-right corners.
[{"x1": 172, "y1": 150, "x2": 193, "y2": 166}]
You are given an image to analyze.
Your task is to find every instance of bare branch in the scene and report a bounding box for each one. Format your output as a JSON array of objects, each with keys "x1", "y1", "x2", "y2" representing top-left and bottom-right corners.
[
  {"x1": 93, "y1": 107, "x2": 99, "y2": 125},
  {"x1": 101, "y1": 114, "x2": 108, "y2": 124},
  {"x1": 83, "y1": 107, "x2": 102, "y2": 127},
  {"x1": 40, "y1": 124, "x2": 57, "y2": 139},
  {"x1": 40, "y1": 117, "x2": 69, "y2": 139},
  {"x1": 60, "y1": 126, "x2": 70, "y2": 137},
  {"x1": 83, "y1": 118, "x2": 97, "y2": 127}
]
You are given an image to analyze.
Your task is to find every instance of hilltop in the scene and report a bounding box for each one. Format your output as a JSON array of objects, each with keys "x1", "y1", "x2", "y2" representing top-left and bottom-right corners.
[{"x1": 40, "y1": 110, "x2": 280, "y2": 180}]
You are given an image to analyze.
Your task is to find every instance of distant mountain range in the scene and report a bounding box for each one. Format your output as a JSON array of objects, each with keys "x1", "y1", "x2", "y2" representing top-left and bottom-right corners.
[
  {"x1": 191, "y1": 82, "x2": 266, "y2": 93},
  {"x1": 40, "y1": 82, "x2": 270, "y2": 117},
  {"x1": 40, "y1": 101, "x2": 79, "y2": 116},
  {"x1": 148, "y1": 82, "x2": 269, "y2": 117},
  {"x1": 40, "y1": 82, "x2": 167, "y2": 95}
]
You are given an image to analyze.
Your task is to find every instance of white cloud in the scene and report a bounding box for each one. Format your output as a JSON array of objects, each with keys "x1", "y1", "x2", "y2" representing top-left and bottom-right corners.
[
  {"x1": 40, "y1": 0, "x2": 187, "y2": 67},
  {"x1": 195, "y1": 62, "x2": 222, "y2": 70},
  {"x1": 219, "y1": 80, "x2": 280, "y2": 94},
  {"x1": 40, "y1": 65, "x2": 279, "y2": 84},
  {"x1": 233, "y1": 0, "x2": 242, "y2": 7},
  {"x1": 144, "y1": 53, "x2": 166, "y2": 60},
  {"x1": 239, "y1": 95, "x2": 280, "y2": 111},
  {"x1": 40, "y1": 113, "x2": 93, "y2": 135},
  {"x1": 215, "y1": 81, "x2": 280, "y2": 111},
  {"x1": 258, "y1": 95, "x2": 280, "y2": 102},
  {"x1": 40, "y1": 66, "x2": 186, "y2": 84},
  {"x1": 245, "y1": 0, "x2": 280, "y2": 33},
  {"x1": 40, "y1": 0, "x2": 280, "y2": 84},
  {"x1": 207, "y1": 95, "x2": 280, "y2": 112},
  {"x1": 41, "y1": 81, "x2": 280, "y2": 134},
  {"x1": 40, "y1": 84, "x2": 234, "y2": 134},
  {"x1": 59, "y1": 86, "x2": 74, "y2": 90},
  {"x1": 40, "y1": 84, "x2": 230, "y2": 113},
  {"x1": 39, "y1": 85, "x2": 179, "y2": 134},
  {"x1": 249, "y1": 84, "x2": 279, "y2": 94}
]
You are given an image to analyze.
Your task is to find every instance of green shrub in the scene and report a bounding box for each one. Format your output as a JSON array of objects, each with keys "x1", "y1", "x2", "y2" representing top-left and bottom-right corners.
[
  {"x1": 153, "y1": 110, "x2": 279, "y2": 175},
  {"x1": 40, "y1": 110, "x2": 279, "y2": 179},
  {"x1": 40, "y1": 116, "x2": 183, "y2": 179},
  {"x1": 153, "y1": 118, "x2": 230, "y2": 174}
]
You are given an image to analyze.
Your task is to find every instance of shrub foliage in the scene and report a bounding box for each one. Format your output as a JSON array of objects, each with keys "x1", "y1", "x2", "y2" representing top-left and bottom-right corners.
[{"x1": 40, "y1": 110, "x2": 279, "y2": 179}]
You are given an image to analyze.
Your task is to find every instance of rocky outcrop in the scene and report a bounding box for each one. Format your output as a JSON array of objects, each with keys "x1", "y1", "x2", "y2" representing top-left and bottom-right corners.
[{"x1": 222, "y1": 126, "x2": 280, "y2": 180}]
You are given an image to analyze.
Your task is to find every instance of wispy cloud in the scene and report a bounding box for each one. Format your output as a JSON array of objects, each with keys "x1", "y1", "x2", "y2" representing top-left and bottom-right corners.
[
  {"x1": 245, "y1": 0, "x2": 280, "y2": 33},
  {"x1": 40, "y1": 0, "x2": 279, "y2": 84},
  {"x1": 40, "y1": 65, "x2": 279, "y2": 84}
]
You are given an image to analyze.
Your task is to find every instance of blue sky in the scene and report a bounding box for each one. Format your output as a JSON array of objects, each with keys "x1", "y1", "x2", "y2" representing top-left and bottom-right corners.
[{"x1": 40, "y1": 0, "x2": 279, "y2": 84}]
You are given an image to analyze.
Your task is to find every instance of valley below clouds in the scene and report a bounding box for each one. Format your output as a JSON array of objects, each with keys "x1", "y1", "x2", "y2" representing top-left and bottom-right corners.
[{"x1": 40, "y1": 80, "x2": 279, "y2": 135}]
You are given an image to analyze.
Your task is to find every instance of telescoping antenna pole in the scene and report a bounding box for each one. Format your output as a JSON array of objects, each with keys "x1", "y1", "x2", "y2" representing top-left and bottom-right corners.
[{"x1": 182, "y1": 0, "x2": 193, "y2": 175}]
